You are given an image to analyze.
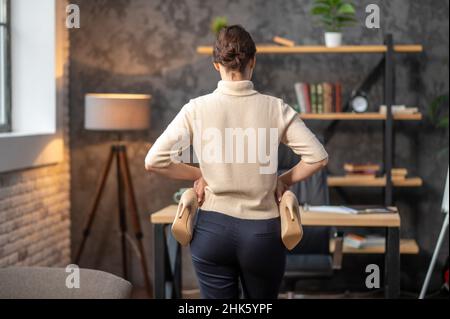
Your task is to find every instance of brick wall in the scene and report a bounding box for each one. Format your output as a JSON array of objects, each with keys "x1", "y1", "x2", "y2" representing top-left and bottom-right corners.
[
  {"x1": 0, "y1": 164, "x2": 71, "y2": 267},
  {"x1": 0, "y1": 2, "x2": 71, "y2": 268}
]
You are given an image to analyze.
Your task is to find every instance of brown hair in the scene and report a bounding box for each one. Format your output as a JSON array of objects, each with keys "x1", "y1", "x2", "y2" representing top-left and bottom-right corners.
[{"x1": 213, "y1": 25, "x2": 256, "y2": 73}]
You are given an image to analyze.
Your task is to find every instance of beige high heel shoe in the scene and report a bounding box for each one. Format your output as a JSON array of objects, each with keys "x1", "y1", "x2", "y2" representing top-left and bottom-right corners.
[
  {"x1": 279, "y1": 191, "x2": 303, "y2": 250},
  {"x1": 171, "y1": 188, "x2": 198, "y2": 246}
]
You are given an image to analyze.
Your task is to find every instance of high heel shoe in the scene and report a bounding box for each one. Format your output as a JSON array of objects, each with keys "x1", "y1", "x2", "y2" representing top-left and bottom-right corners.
[
  {"x1": 171, "y1": 188, "x2": 198, "y2": 246},
  {"x1": 279, "y1": 191, "x2": 303, "y2": 250}
]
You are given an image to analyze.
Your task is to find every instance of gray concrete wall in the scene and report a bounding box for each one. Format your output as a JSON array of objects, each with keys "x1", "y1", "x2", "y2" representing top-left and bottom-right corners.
[{"x1": 69, "y1": 0, "x2": 449, "y2": 293}]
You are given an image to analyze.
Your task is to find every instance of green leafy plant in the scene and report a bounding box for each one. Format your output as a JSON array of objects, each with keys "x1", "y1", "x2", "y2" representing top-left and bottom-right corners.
[
  {"x1": 428, "y1": 94, "x2": 449, "y2": 129},
  {"x1": 311, "y1": 0, "x2": 357, "y2": 32},
  {"x1": 427, "y1": 94, "x2": 449, "y2": 158},
  {"x1": 211, "y1": 16, "x2": 228, "y2": 36}
]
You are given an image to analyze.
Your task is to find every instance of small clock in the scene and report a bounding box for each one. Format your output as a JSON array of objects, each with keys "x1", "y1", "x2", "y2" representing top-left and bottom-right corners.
[{"x1": 349, "y1": 91, "x2": 369, "y2": 113}]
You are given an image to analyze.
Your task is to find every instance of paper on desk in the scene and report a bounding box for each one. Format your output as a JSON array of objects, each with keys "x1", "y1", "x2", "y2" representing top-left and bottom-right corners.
[{"x1": 306, "y1": 206, "x2": 359, "y2": 214}]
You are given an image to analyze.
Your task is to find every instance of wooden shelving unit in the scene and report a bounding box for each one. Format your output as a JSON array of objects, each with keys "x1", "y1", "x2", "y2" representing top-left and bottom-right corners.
[
  {"x1": 330, "y1": 238, "x2": 419, "y2": 255},
  {"x1": 197, "y1": 44, "x2": 423, "y2": 55},
  {"x1": 299, "y1": 112, "x2": 423, "y2": 121},
  {"x1": 328, "y1": 176, "x2": 423, "y2": 187}
]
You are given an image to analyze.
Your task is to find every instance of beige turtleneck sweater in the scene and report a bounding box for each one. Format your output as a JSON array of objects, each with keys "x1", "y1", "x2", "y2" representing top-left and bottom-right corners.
[{"x1": 146, "y1": 80, "x2": 328, "y2": 219}]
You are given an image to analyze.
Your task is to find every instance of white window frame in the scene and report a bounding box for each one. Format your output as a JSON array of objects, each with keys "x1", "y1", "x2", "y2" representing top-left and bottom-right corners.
[
  {"x1": 0, "y1": 0, "x2": 66, "y2": 173},
  {"x1": 0, "y1": 0, "x2": 11, "y2": 133}
]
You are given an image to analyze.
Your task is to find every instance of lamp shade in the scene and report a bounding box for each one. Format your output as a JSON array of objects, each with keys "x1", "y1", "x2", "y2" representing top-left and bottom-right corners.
[{"x1": 85, "y1": 93, "x2": 151, "y2": 131}]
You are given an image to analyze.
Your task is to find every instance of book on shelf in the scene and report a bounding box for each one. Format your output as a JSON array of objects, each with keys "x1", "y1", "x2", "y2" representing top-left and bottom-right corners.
[
  {"x1": 335, "y1": 82, "x2": 343, "y2": 113},
  {"x1": 344, "y1": 163, "x2": 381, "y2": 173},
  {"x1": 363, "y1": 235, "x2": 386, "y2": 247},
  {"x1": 391, "y1": 168, "x2": 408, "y2": 180},
  {"x1": 294, "y1": 82, "x2": 307, "y2": 113},
  {"x1": 343, "y1": 163, "x2": 381, "y2": 180},
  {"x1": 344, "y1": 233, "x2": 366, "y2": 249},
  {"x1": 293, "y1": 82, "x2": 343, "y2": 114},
  {"x1": 317, "y1": 84, "x2": 324, "y2": 114},
  {"x1": 345, "y1": 173, "x2": 377, "y2": 179},
  {"x1": 310, "y1": 84, "x2": 318, "y2": 113},
  {"x1": 379, "y1": 105, "x2": 419, "y2": 115},
  {"x1": 304, "y1": 83, "x2": 311, "y2": 113},
  {"x1": 392, "y1": 168, "x2": 408, "y2": 176},
  {"x1": 344, "y1": 233, "x2": 386, "y2": 249},
  {"x1": 273, "y1": 36, "x2": 296, "y2": 47},
  {"x1": 343, "y1": 164, "x2": 410, "y2": 181},
  {"x1": 323, "y1": 82, "x2": 333, "y2": 113}
]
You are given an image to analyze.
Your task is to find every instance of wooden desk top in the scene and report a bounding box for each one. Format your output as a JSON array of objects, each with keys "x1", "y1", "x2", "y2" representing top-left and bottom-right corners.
[{"x1": 150, "y1": 205, "x2": 400, "y2": 228}]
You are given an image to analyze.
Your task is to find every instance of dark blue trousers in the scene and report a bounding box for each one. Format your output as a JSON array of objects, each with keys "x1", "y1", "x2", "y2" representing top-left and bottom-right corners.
[{"x1": 190, "y1": 210, "x2": 286, "y2": 299}]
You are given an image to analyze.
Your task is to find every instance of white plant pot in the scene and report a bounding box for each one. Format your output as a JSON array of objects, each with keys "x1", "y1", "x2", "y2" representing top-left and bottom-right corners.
[{"x1": 324, "y1": 32, "x2": 343, "y2": 48}]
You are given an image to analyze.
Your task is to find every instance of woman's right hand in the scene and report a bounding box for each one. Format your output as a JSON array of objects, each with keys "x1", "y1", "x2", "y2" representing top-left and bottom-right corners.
[{"x1": 194, "y1": 176, "x2": 208, "y2": 206}]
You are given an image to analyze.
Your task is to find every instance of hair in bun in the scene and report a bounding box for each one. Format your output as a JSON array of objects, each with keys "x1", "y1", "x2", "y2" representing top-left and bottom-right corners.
[{"x1": 213, "y1": 25, "x2": 256, "y2": 72}]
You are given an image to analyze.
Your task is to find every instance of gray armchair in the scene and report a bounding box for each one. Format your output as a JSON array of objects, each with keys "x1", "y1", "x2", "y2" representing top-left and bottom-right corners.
[{"x1": 0, "y1": 267, "x2": 132, "y2": 299}]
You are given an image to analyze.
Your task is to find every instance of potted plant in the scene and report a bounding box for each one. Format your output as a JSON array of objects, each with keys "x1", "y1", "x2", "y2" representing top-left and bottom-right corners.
[
  {"x1": 211, "y1": 16, "x2": 228, "y2": 36},
  {"x1": 311, "y1": 0, "x2": 357, "y2": 47},
  {"x1": 427, "y1": 94, "x2": 449, "y2": 158}
]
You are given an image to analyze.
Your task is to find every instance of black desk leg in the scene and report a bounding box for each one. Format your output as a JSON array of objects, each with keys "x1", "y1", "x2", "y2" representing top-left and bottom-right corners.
[
  {"x1": 174, "y1": 246, "x2": 182, "y2": 297},
  {"x1": 167, "y1": 231, "x2": 182, "y2": 298},
  {"x1": 385, "y1": 227, "x2": 400, "y2": 298},
  {"x1": 154, "y1": 224, "x2": 183, "y2": 299},
  {"x1": 154, "y1": 224, "x2": 166, "y2": 299}
]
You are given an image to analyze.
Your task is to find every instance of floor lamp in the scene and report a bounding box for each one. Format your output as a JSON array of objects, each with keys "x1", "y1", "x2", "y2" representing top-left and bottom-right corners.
[
  {"x1": 419, "y1": 167, "x2": 449, "y2": 299},
  {"x1": 75, "y1": 93, "x2": 152, "y2": 296}
]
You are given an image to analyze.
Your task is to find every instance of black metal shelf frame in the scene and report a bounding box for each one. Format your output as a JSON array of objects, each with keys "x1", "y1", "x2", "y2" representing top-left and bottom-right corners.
[{"x1": 323, "y1": 34, "x2": 416, "y2": 208}]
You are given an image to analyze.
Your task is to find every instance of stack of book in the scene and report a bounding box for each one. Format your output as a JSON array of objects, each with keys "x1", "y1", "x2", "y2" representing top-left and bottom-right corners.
[
  {"x1": 344, "y1": 163, "x2": 381, "y2": 179},
  {"x1": 344, "y1": 163, "x2": 409, "y2": 181},
  {"x1": 379, "y1": 105, "x2": 419, "y2": 115},
  {"x1": 344, "y1": 233, "x2": 386, "y2": 249},
  {"x1": 391, "y1": 168, "x2": 408, "y2": 181},
  {"x1": 294, "y1": 82, "x2": 342, "y2": 114}
]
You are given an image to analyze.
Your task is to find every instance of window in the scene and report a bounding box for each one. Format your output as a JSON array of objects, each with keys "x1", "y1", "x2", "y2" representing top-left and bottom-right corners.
[
  {"x1": 0, "y1": 0, "x2": 10, "y2": 133},
  {"x1": 0, "y1": 0, "x2": 64, "y2": 173}
]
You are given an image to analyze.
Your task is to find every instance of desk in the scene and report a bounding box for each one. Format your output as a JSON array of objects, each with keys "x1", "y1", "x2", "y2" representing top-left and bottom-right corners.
[{"x1": 150, "y1": 205, "x2": 401, "y2": 299}]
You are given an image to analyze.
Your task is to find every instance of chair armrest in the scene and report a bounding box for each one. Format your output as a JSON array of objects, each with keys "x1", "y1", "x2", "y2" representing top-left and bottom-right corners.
[{"x1": 332, "y1": 231, "x2": 344, "y2": 270}]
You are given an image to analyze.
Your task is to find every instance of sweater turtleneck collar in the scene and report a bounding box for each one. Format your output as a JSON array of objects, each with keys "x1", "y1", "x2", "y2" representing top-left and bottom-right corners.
[{"x1": 215, "y1": 80, "x2": 258, "y2": 96}]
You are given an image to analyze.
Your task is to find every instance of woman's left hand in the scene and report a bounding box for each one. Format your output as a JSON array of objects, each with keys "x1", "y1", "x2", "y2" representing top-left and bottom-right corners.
[
  {"x1": 194, "y1": 176, "x2": 208, "y2": 206},
  {"x1": 275, "y1": 178, "x2": 290, "y2": 203}
]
